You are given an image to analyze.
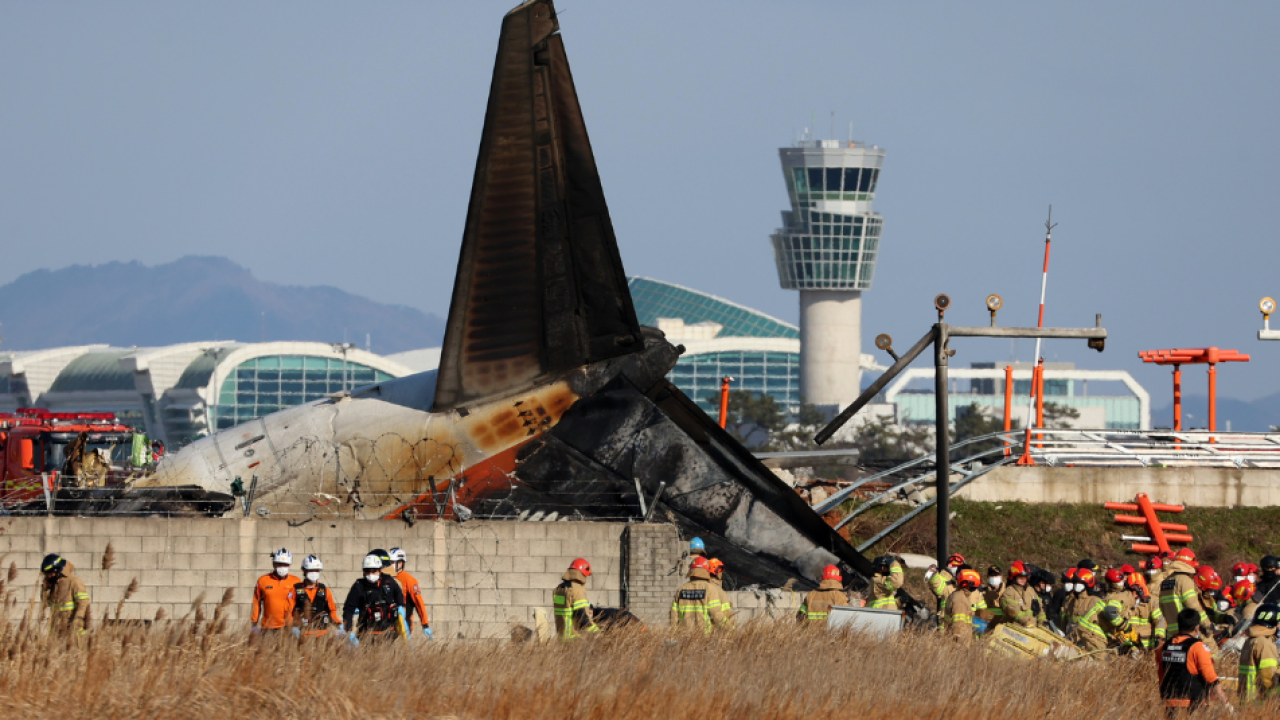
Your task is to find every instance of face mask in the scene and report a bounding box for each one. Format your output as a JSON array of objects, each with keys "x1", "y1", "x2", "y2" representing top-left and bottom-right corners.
[
  {"x1": 988, "y1": 577, "x2": 1003, "y2": 588},
  {"x1": 275, "y1": 567, "x2": 289, "y2": 578},
  {"x1": 1249, "y1": 574, "x2": 1258, "y2": 584},
  {"x1": 1218, "y1": 600, "x2": 1230, "y2": 612},
  {"x1": 1074, "y1": 583, "x2": 1085, "y2": 593},
  {"x1": 1236, "y1": 576, "x2": 1246, "y2": 585},
  {"x1": 305, "y1": 572, "x2": 320, "y2": 583},
  {"x1": 365, "y1": 572, "x2": 380, "y2": 583},
  {"x1": 1147, "y1": 569, "x2": 1158, "y2": 577},
  {"x1": 924, "y1": 570, "x2": 935, "y2": 582}
]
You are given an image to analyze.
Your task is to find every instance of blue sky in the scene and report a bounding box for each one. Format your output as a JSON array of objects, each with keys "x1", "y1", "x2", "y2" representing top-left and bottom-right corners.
[{"x1": 2, "y1": 2, "x2": 1278, "y2": 408}]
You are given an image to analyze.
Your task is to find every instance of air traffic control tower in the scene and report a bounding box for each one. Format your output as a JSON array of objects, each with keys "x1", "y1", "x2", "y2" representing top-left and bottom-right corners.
[{"x1": 770, "y1": 138, "x2": 885, "y2": 412}]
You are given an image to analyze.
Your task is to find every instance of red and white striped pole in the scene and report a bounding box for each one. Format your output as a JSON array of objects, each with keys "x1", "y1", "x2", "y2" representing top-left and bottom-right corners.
[{"x1": 1017, "y1": 208, "x2": 1056, "y2": 465}]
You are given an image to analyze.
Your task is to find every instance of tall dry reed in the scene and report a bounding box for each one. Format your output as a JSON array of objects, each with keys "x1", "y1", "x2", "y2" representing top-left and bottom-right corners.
[{"x1": 0, "y1": 619, "x2": 1270, "y2": 719}]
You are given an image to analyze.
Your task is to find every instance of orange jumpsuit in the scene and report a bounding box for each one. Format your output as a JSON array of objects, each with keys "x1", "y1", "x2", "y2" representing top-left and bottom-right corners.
[
  {"x1": 393, "y1": 569, "x2": 430, "y2": 629},
  {"x1": 252, "y1": 572, "x2": 300, "y2": 629}
]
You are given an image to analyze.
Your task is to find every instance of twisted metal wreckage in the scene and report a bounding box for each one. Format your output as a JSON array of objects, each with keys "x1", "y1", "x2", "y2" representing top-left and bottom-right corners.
[{"x1": 132, "y1": 0, "x2": 874, "y2": 587}]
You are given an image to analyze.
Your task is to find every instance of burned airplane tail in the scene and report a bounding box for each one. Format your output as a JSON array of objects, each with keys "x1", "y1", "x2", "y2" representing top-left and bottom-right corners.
[{"x1": 428, "y1": 0, "x2": 874, "y2": 586}]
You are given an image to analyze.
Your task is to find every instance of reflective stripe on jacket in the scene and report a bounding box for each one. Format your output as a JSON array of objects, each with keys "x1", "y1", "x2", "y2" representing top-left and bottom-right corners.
[
  {"x1": 671, "y1": 568, "x2": 727, "y2": 633},
  {"x1": 798, "y1": 579, "x2": 847, "y2": 622},
  {"x1": 552, "y1": 568, "x2": 597, "y2": 640},
  {"x1": 1238, "y1": 625, "x2": 1280, "y2": 702},
  {"x1": 42, "y1": 565, "x2": 90, "y2": 634}
]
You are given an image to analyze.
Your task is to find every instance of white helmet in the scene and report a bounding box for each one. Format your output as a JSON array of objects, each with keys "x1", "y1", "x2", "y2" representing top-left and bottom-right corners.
[
  {"x1": 390, "y1": 548, "x2": 407, "y2": 563},
  {"x1": 362, "y1": 554, "x2": 383, "y2": 571},
  {"x1": 271, "y1": 548, "x2": 292, "y2": 565},
  {"x1": 301, "y1": 555, "x2": 323, "y2": 571}
]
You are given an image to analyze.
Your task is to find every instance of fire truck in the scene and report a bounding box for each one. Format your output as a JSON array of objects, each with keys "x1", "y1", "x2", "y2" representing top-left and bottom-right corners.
[{"x1": 0, "y1": 409, "x2": 232, "y2": 516}]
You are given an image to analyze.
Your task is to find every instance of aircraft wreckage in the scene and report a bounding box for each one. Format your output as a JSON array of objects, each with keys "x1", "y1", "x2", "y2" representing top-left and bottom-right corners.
[{"x1": 136, "y1": 0, "x2": 873, "y2": 587}]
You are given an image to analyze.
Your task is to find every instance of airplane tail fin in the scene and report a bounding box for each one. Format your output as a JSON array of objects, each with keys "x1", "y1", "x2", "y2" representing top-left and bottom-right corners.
[{"x1": 433, "y1": 0, "x2": 641, "y2": 412}]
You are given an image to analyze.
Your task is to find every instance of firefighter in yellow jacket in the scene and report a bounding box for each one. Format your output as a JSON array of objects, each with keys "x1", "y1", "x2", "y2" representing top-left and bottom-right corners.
[
  {"x1": 944, "y1": 568, "x2": 985, "y2": 642},
  {"x1": 552, "y1": 558, "x2": 599, "y2": 640},
  {"x1": 869, "y1": 555, "x2": 905, "y2": 611},
  {"x1": 1159, "y1": 548, "x2": 1218, "y2": 652},
  {"x1": 798, "y1": 565, "x2": 849, "y2": 623},
  {"x1": 1126, "y1": 572, "x2": 1165, "y2": 651},
  {"x1": 707, "y1": 558, "x2": 734, "y2": 625},
  {"x1": 998, "y1": 560, "x2": 1045, "y2": 628},
  {"x1": 1238, "y1": 603, "x2": 1280, "y2": 702},
  {"x1": 928, "y1": 553, "x2": 965, "y2": 615},
  {"x1": 1099, "y1": 568, "x2": 1138, "y2": 648},
  {"x1": 671, "y1": 556, "x2": 728, "y2": 632},
  {"x1": 41, "y1": 553, "x2": 90, "y2": 635},
  {"x1": 1063, "y1": 568, "x2": 1108, "y2": 651}
]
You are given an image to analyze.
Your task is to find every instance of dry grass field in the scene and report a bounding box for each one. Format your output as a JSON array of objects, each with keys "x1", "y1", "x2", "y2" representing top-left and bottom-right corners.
[{"x1": 1, "y1": 617, "x2": 1276, "y2": 719}]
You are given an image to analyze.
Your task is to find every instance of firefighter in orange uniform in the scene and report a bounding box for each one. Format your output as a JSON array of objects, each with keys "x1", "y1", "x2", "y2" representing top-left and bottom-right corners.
[
  {"x1": 292, "y1": 555, "x2": 342, "y2": 638},
  {"x1": 252, "y1": 548, "x2": 300, "y2": 633},
  {"x1": 389, "y1": 548, "x2": 432, "y2": 641}
]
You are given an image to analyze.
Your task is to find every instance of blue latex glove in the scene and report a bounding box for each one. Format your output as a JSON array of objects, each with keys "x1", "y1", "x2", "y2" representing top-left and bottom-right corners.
[
  {"x1": 291, "y1": 627, "x2": 301, "y2": 639},
  {"x1": 422, "y1": 627, "x2": 433, "y2": 641},
  {"x1": 348, "y1": 632, "x2": 360, "y2": 647},
  {"x1": 251, "y1": 625, "x2": 260, "y2": 635},
  {"x1": 337, "y1": 624, "x2": 345, "y2": 634},
  {"x1": 973, "y1": 618, "x2": 990, "y2": 635}
]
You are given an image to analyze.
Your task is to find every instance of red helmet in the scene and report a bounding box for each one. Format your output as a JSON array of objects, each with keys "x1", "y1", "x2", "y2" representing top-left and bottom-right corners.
[
  {"x1": 1105, "y1": 568, "x2": 1127, "y2": 585},
  {"x1": 1119, "y1": 564, "x2": 1135, "y2": 575},
  {"x1": 1064, "y1": 567, "x2": 1078, "y2": 581},
  {"x1": 707, "y1": 558, "x2": 725, "y2": 577},
  {"x1": 957, "y1": 568, "x2": 981, "y2": 590},
  {"x1": 1194, "y1": 566, "x2": 1222, "y2": 591},
  {"x1": 1077, "y1": 568, "x2": 1097, "y2": 588},
  {"x1": 1247, "y1": 563, "x2": 1260, "y2": 576},
  {"x1": 947, "y1": 553, "x2": 965, "y2": 568},
  {"x1": 690, "y1": 556, "x2": 709, "y2": 572},
  {"x1": 1175, "y1": 548, "x2": 1198, "y2": 567},
  {"x1": 1233, "y1": 562, "x2": 1249, "y2": 578},
  {"x1": 570, "y1": 558, "x2": 592, "y2": 576},
  {"x1": 821, "y1": 565, "x2": 842, "y2": 582},
  {"x1": 1008, "y1": 560, "x2": 1029, "y2": 578},
  {"x1": 1146, "y1": 555, "x2": 1164, "y2": 571},
  {"x1": 1231, "y1": 580, "x2": 1255, "y2": 604}
]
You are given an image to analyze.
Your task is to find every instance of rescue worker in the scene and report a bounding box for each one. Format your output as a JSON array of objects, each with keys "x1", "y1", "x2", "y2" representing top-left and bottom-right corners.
[
  {"x1": 1232, "y1": 580, "x2": 1260, "y2": 624},
  {"x1": 1157, "y1": 608, "x2": 1228, "y2": 714},
  {"x1": 1256, "y1": 555, "x2": 1280, "y2": 605},
  {"x1": 1063, "y1": 568, "x2": 1108, "y2": 652},
  {"x1": 1193, "y1": 565, "x2": 1233, "y2": 637},
  {"x1": 798, "y1": 565, "x2": 848, "y2": 623},
  {"x1": 342, "y1": 554, "x2": 407, "y2": 645},
  {"x1": 292, "y1": 555, "x2": 342, "y2": 638},
  {"x1": 1047, "y1": 567, "x2": 1077, "y2": 632},
  {"x1": 388, "y1": 548, "x2": 432, "y2": 641},
  {"x1": 869, "y1": 555, "x2": 905, "y2": 611},
  {"x1": 980, "y1": 565, "x2": 1004, "y2": 625},
  {"x1": 252, "y1": 548, "x2": 300, "y2": 634},
  {"x1": 999, "y1": 561, "x2": 1044, "y2": 629},
  {"x1": 707, "y1": 558, "x2": 733, "y2": 622},
  {"x1": 927, "y1": 553, "x2": 965, "y2": 615},
  {"x1": 671, "y1": 556, "x2": 728, "y2": 633},
  {"x1": 943, "y1": 567, "x2": 985, "y2": 642},
  {"x1": 1030, "y1": 569, "x2": 1058, "y2": 631},
  {"x1": 1237, "y1": 603, "x2": 1280, "y2": 703},
  {"x1": 1099, "y1": 568, "x2": 1138, "y2": 649},
  {"x1": 1145, "y1": 555, "x2": 1170, "y2": 599},
  {"x1": 1159, "y1": 548, "x2": 1218, "y2": 652},
  {"x1": 552, "y1": 558, "x2": 599, "y2": 640},
  {"x1": 1127, "y1": 572, "x2": 1165, "y2": 651},
  {"x1": 41, "y1": 553, "x2": 90, "y2": 636}
]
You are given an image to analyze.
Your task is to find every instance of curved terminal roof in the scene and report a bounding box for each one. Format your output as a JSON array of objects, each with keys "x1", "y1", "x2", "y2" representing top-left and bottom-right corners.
[
  {"x1": 47, "y1": 349, "x2": 142, "y2": 393},
  {"x1": 628, "y1": 277, "x2": 798, "y2": 339},
  {"x1": 175, "y1": 345, "x2": 245, "y2": 390}
]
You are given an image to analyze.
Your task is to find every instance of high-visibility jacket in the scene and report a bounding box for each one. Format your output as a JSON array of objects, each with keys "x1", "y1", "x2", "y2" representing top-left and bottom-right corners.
[
  {"x1": 798, "y1": 579, "x2": 847, "y2": 623},
  {"x1": 392, "y1": 569, "x2": 430, "y2": 629},
  {"x1": 944, "y1": 589, "x2": 984, "y2": 641},
  {"x1": 929, "y1": 569, "x2": 956, "y2": 614},
  {"x1": 252, "y1": 572, "x2": 300, "y2": 629},
  {"x1": 709, "y1": 575, "x2": 734, "y2": 626},
  {"x1": 1100, "y1": 589, "x2": 1136, "y2": 641},
  {"x1": 671, "y1": 567, "x2": 728, "y2": 633},
  {"x1": 870, "y1": 562, "x2": 904, "y2": 610},
  {"x1": 1238, "y1": 624, "x2": 1280, "y2": 702},
  {"x1": 42, "y1": 564, "x2": 90, "y2": 634},
  {"x1": 999, "y1": 583, "x2": 1043, "y2": 628},
  {"x1": 552, "y1": 569, "x2": 598, "y2": 640},
  {"x1": 1148, "y1": 569, "x2": 1171, "y2": 601},
  {"x1": 1159, "y1": 564, "x2": 1217, "y2": 651},
  {"x1": 293, "y1": 582, "x2": 341, "y2": 637},
  {"x1": 1063, "y1": 593, "x2": 1108, "y2": 651},
  {"x1": 1130, "y1": 597, "x2": 1165, "y2": 649}
]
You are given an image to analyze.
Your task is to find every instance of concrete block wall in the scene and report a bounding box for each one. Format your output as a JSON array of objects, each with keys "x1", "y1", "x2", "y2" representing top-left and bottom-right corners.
[
  {"x1": 0, "y1": 517, "x2": 680, "y2": 639},
  {"x1": 620, "y1": 524, "x2": 684, "y2": 625}
]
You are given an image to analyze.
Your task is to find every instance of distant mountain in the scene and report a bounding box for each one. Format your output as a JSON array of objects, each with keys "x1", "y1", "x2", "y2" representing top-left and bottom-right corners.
[
  {"x1": 0, "y1": 256, "x2": 444, "y2": 354},
  {"x1": 1151, "y1": 391, "x2": 1280, "y2": 432}
]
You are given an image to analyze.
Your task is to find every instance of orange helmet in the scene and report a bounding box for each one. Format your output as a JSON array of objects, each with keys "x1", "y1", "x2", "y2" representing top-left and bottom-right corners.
[
  {"x1": 1231, "y1": 579, "x2": 1255, "y2": 604},
  {"x1": 1009, "y1": 561, "x2": 1029, "y2": 578},
  {"x1": 570, "y1": 558, "x2": 592, "y2": 576},
  {"x1": 690, "y1": 556, "x2": 709, "y2": 572},
  {"x1": 1175, "y1": 548, "x2": 1198, "y2": 567},
  {"x1": 1105, "y1": 568, "x2": 1126, "y2": 586},
  {"x1": 821, "y1": 565, "x2": 842, "y2": 582},
  {"x1": 1077, "y1": 568, "x2": 1097, "y2": 588},
  {"x1": 707, "y1": 558, "x2": 725, "y2": 577},
  {"x1": 947, "y1": 553, "x2": 965, "y2": 567},
  {"x1": 957, "y1": 568, "x2": 981, "y2": 590},
  {"x1": 1195, "y1": 566, "x2": 1222, "y2": 591},
  {"x1": 1124, "y1": 572, "x2": 1146, "y2": 594}
]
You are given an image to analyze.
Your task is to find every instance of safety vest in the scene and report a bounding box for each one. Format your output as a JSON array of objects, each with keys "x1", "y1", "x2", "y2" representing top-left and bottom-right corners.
[
  {"x1": 294, "y1": 582, "x2": 332, "y2": 628},
  {"x1": 1159, "y1": 636, "x2": 1209, "y2": 710},
  {"x1": 552, "y1": 581, "x2": 598, "y2": 640}
]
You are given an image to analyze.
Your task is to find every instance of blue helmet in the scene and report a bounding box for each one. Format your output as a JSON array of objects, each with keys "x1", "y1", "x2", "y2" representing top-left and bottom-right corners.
[{"x1": 689, "y1": 537, "x2": 705, "y2": 553}]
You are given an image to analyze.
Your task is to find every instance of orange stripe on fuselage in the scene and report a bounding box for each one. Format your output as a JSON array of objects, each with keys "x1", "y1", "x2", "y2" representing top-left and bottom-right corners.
[{"x1": 384, "y1": 442, "x2": 527, "y2": 521}]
